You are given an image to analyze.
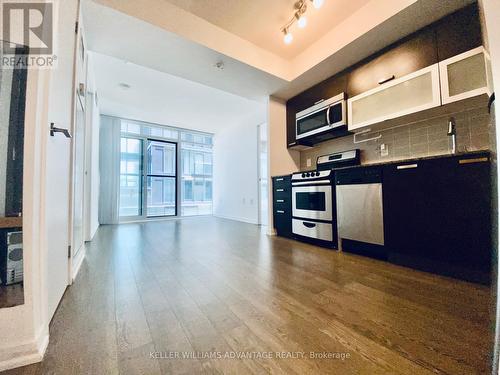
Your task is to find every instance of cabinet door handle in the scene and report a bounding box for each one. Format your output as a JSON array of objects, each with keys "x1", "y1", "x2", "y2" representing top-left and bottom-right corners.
[
  {"x1": 276, "y1": 199, "x2": 285, "y2": 203},
  {"x1": 397, "y1": 163, "x2": 418, "y2": 170},
  {"x1": 276, "y1": 188, "x2": 284, "y2": 192},
  {"x1": 378, "y1": 75, "x2": 395, "y2": 85},
  {"x1": 276, "y1": 210, "x2": 285, "y2": 214},
  {"x1": 459, "y1": 157, "x2": 488, "y2": 165},
  {"x1": 276, "y1": 178, "x2": 284, "y2": 182},
  {"x1": 303, "y1": 222, "x2": 316, "y2": 228}
]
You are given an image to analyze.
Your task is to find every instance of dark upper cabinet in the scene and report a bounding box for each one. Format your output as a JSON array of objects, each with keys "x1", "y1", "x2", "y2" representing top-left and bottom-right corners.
[
  {"x1": 347, "y1": 29, "x2": 438, "y2": 97},
  {"x1": 383, "y1": 153, "x2": 492, "y2": 284},
  {"x1": 288, "y1": 74, "x2": 348, "y2": 113},
  {"x1": 435, "y1": 3, "x2": 482, "y2": 61},
  {"x1": 286, "y1": 105, "x2": 297, "y2": 148}
]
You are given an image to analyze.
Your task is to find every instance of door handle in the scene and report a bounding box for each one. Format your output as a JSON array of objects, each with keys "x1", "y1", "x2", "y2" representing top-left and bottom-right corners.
[
  {"x1": 397, "y1": 163, "x2": 418, "y2": 170},
  {"x1": 303, "y1": 222, "x2": 316, "y2": 228},
  {"x1": 459, "y1": 157, "x2": 488, "y2": 165},
  {"x1": 50, "y1": 123, "x2": 72, "y2": 138}
]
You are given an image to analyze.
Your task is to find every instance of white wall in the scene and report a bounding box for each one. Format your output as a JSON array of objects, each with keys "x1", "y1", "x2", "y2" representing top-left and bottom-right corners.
[
  {"x1": 213, "y1": 119, "x2": 260, "y2": 224},
  {"x1": 84, "y1": 54, "x2": 100, "y2": 241}
]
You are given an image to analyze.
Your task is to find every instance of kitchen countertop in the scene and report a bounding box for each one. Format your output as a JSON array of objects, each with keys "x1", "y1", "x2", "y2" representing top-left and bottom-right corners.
[
  {"x1": 295, "y1": 150, "x2": 491, "y2": 174},
  {"x1": 337, "y1": 149, "x2": 491, "y2": 170}
]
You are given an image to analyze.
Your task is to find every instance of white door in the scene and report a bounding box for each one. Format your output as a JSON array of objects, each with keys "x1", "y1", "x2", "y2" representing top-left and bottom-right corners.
[{"x1": 46, "y1": 0, "x2": 80, "y2": 319}]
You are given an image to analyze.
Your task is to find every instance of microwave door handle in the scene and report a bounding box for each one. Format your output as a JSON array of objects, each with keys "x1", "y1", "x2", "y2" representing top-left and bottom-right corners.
[{"x1": 326, "y1": 106, "x2": 331, "y2": 125}]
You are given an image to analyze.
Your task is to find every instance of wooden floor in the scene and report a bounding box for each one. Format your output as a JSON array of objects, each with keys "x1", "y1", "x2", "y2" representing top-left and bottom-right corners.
[{"x1": 5, "y1": 217, "x2": 494, "y2": 374}]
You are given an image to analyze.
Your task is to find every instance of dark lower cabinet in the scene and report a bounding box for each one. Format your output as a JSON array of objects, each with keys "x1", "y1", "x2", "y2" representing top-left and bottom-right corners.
[
  {"x1": 272, "y1": 175, "x2": 292, "y2": 238},
  {"x1": 383, "y1": 153, "x2": 492, "y2": 284}
]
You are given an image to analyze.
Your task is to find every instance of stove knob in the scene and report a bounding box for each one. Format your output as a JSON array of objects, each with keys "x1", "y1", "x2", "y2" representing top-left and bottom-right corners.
[
  {"x1": 301, "y1": 173, "x2": 306, "y2": 178},
  {"x1": 316, "y1": 171, "x2": 321, "y2": 176},
  {"x1": 306, "y1": 173, "x2": 311, "y2": 177}
]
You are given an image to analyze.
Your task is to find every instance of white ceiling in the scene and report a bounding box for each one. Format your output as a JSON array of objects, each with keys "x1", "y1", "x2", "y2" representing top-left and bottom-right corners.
[
  {"x1": 162, "y1": 0, "x2": 372, "y2": 59},
  {"x1": 91, "y1": 52, "x2": 265, "y2": 134}
]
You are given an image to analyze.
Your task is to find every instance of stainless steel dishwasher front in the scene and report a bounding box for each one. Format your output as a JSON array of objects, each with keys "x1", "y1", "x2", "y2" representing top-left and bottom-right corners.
[{"x1": 335, "y1": 168, "x2": 384, "y2": 246}]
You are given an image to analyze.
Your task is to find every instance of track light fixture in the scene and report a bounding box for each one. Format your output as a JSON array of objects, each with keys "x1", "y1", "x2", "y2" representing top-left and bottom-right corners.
[{"x1": 281, "y1": 0, "x2": 325, "y2": 44}]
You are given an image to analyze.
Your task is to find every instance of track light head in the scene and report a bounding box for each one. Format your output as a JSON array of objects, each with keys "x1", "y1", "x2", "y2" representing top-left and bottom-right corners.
[{"x1": 283, "y1": 28, "x2": 293, "y2": 44}]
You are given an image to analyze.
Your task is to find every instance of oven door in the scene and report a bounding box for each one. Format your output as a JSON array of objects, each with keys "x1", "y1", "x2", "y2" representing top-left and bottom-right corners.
[{"x1": 292, "y1": 184, "x2": 332, "y2": 221}]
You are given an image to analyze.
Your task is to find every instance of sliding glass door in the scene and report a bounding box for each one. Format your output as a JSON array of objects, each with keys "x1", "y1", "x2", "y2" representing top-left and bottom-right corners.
[
  {"x1": 119, "y1": 137, "x2": 177, "y2": 220},
  {"x1": 146, "y1": 140, "x2": 177, "y2": 217}
]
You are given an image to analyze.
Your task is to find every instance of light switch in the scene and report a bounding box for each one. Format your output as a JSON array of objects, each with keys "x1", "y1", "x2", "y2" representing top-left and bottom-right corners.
[{"x1": 306, "y1": 158, "x2": 312, "y2": 167}]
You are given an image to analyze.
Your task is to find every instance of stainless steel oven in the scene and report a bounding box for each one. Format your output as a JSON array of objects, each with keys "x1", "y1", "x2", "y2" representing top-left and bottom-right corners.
[
  {"x1": 291, "y1": 170, "x2": 333, "y2": 242},
  {"x1": 296, "y1": 93, "x2": 346, "y2": 140},
  {"x1": 292, "y1": 184, "x2": 332, "y2": 221}
]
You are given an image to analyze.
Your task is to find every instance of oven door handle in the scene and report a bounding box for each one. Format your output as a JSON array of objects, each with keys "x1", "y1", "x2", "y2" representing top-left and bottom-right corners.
[
  {"x1": 303, "y1": 222, "x2": 317, "y2": 228},
  {"x1": 326, "y1": 105, "x2": 331, "y2": 126}
]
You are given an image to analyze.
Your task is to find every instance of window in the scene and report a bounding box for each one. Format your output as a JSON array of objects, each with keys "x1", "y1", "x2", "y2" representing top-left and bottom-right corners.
[
  {"x1": 119, "y1": 138, "x2": 142, "y2": 217},
  {"x1": 118, "y1": 119, "x2": 213, "y2": 218},
  {"x1": 180, "y1": 131, "x2": 213, "y2": 216}
]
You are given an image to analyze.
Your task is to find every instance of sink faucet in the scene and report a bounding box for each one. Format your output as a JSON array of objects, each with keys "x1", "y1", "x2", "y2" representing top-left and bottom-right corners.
[{"x1": 447, "y1": 117, "x2": 457, "y2": 154}]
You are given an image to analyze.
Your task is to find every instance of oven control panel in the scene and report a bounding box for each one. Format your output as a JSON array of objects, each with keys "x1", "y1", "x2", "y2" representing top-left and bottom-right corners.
[{"x1": 292, "y1": 170, "x2": 332, "y2": 181}]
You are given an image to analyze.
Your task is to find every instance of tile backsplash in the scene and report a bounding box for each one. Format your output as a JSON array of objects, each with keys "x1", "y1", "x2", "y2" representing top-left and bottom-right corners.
[{"x1": 300, "y1": 106, "x2": 492, "y2": 170}]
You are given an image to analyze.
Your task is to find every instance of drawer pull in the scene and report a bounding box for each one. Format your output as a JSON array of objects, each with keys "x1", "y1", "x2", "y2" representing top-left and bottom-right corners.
[
  {"x1": 276, "y1": 210, "x2": 285, "y2": 214},
  {"x1": 276, "y1": 188, "x2": 285, "y2": 192},
  {"x1": 276, "y1": 178, "x2": 284, "y2": 182},
  {"x1": 459, "y1": 157, "x2": 488, "y2": 165},
  {"x1": 303, "y1": 222, "x2": 316, "y2": 228},
  {"x1": 397, "y1": 163, "x2": 418, "y2": 170},
  {"x1": 276, "y1": 199, "x2": 285, "y2": 203}
]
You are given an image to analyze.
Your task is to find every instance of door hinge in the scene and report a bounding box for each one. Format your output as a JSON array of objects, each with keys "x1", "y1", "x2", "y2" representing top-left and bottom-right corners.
[
  {"x1": 75, "y1": 21, "x2": 79, "y2": 34},
  {"x1": 68, "y1": 245, "x2": 72, "y2": 258}
]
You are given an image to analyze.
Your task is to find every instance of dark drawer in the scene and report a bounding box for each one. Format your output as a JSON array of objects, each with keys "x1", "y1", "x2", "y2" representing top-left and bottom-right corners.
[{"x1": 272, "y1": 175, "x2": 291, "y2": 189}]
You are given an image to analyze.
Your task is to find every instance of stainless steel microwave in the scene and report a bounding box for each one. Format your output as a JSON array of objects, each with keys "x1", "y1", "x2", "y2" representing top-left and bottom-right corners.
[{"x1": 296, "y1": 93, "x2": 346, "y2": 140}]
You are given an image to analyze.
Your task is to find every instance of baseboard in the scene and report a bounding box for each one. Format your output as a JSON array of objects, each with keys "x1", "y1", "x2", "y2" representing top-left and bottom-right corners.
[
  {"x1": 71, "y1": 245, "x2": 86, "y2": 282},
  {"x1": 0, "y1": 327, "x2": 49, "y2": 372},
  {"x1": 213, "y1": 214, "x2": 258, "y2": 225}
]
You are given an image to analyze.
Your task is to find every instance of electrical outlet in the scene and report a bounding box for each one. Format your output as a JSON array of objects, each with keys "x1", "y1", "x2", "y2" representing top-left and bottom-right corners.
[
  {"x1": 306, "y1": 158, "x2": 312, "y2": 167},
  {"x1": 380, "y1": 143, "x2": 389, "y2": 157}
]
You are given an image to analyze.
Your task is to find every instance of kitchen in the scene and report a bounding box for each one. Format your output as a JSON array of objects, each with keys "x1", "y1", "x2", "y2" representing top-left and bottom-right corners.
[{"x1": 272, "y1": 3, "x2": 495, "y2": 285}]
